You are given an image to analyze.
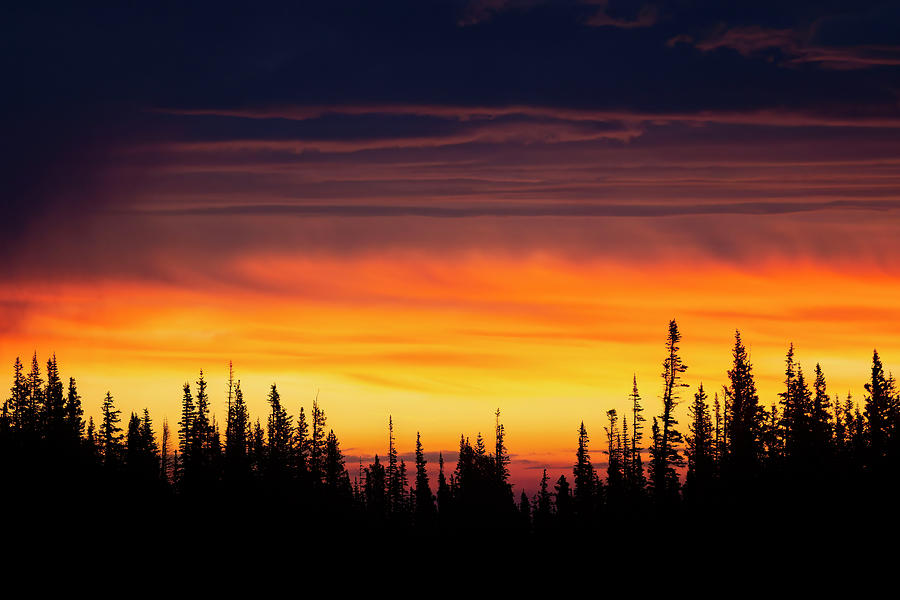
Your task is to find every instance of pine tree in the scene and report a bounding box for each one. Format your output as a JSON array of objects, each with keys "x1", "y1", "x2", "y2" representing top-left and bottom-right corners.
[
  {"x1": 437, "y1": 452, "x2": 451, "y2": 515},
  {"x1": 554, "y1": 474, "x2": 572, "y2": 524},
  {"x1": 265, "y1": 383, "x2": 293, "y2": 479},
  {"x1": 777, "y1": 344, "x2": 797, "y2": 459},
  {"x1": 812, "y1": 364, "x2": 832, "y2": 453},
  {"x1": 192, "y1": 370, "x2": 212, "y2": 466},
  {"x1": 85, "y1": 416, "x2": 98, "y2": 462},
  {"x1": 324, "y1": 429, "x2": 350, "y2": 496},
  {"x1": 178, "y1": 382, "x2": 195, "y2": 458},
  {"x1": 295, "y1": 406, "x2": 309, "y2": 478},
  {"x1": 98, "y1": 391, "x2": 122, "y2": 467},
  {"x1": 864, "y1": 350, "x2": 894, "y2": 465},
  {"x1": 605, "y1": 410, "x2": 624, "y2": 504},
  {"x1": 397, "y1": 459, "x2": 409, "y2": 514},
  {"x1": 519, "y1": 490, "x2": 531, "y2": 527},
  {"x1": 652, "y1": 320, "x2": 686, "y2": 502},
  {"x1": 64, "y1": 377, "x2": 84, "y2": 442},
  {"x1": 494, "y1": 408, "x2": 511, "y2": 489},
  {"x1": 160, "y1": 417, "x2": 170, "y2": 484},
  {"x1": 141, "y1": 408, "x2": 157, "y2": 463},
  {"x1": 309, "y1": 396, "x2": 327, "y2": 484},
  {"x1": 8, "y1": 357, "x2": 26, "y2": 433},
  {"x1": 573, "y1": 421, "x2": 597, "y2": 519},
  {"x1": 225, "y1": 379, "x2": 250, "y2": 481},
  {"x1": 686, "y1": 383, "x2": 714, "y2": 501},
  {"x1": 534, "y1": 468, "x2": 552, "y2": 530},
  {"x1": 724, "y1": 330, "x2": 763, "y2": 473},
  {"x1": 364, "y1": 454, "x2": 387, "y2": 518},
  {"x1": 43, "y1": 354, "x2": 65, "y2": 438},
  {"x1": 628, "y1": 375, "x2": 647, "y2": 495},
  {"x1": 413, "y1": 432, "x2": 435, "y2": 522},
  {"x1": 387, "y1": 416, "x2": 401, "y2": 512},
  {"x1": 24, "y1": 353, "x2": 43, "y2": 435}
]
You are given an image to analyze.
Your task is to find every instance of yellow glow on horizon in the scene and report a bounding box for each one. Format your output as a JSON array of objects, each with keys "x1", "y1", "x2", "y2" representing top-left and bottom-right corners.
[{"x1": 1, "y1": 253, "x2": 896, "y2": 486}]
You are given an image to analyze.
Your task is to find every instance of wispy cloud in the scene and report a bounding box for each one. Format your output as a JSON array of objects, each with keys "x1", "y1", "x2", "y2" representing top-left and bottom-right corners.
[{"x1": 671, "y1": 25, "x2": 900, "y2": 70}]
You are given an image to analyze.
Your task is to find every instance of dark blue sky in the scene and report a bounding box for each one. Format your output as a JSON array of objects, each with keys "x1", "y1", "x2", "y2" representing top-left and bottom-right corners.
[{"x1": 3, "y1": 1, "x2": 900, "y2": 276}]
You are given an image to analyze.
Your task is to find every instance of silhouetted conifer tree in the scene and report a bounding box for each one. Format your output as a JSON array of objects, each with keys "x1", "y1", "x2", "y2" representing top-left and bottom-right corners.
[
  {"x1": 724, "y1": 331, "x2": 763, "y2": 475},
  {"x1": 160, "y1": 417, "x2": 170, "y2": 484},
  {"x1": 573, "y1": 421, "x2": 598, "y2": 520},
  {"x1": 98, "y1": 392, "x2": 122, "y2": 467},
  {"x1": 812, "y1": 364, "x2": 832, "y2": 453},
  {"x1": 628, "y1": 375, "x2": 647, "y2": 496},
  {"x1": 8, "y1": 357, "x2": 26, "y2": 433},
  {"x1": 225, "y1": 380, "x2": 250, "y2": 483},
  {"x1": 554, "y1": 474, "x2": 572, "y2": 526},
  {"x1": 437, "y1": 452, "x2": 451, "y2": 516},
  {"x1": 365, "y1": 454, "x2": 387, "y2": 519},
  {"x1": 295, "y1": 406, "x2": 309, "y2": 478},
  {"x1": 310, "y1": 397, "x2": 327, "y2": 484},
  {"x1": 23, "y1": 353, "x2": 43, "y2": 436},
  {"x1": 178, "y1": 382, "x2": 195, "y2": 459},
  {"x1": 519, "y1": 490, "x2": 531, "y2": 528},
  {"x1": 324, "y1": 429, "x2": 351, "y2": 498},
  {"x1": 64, "y1": 377, "x2": 84, "y2": 442},
  {"x1": 494, "y1": 408, "x2": 511, "y2": 487},
  {"x1": 43, "y1": 355, "x2": 65, "y2": 439},
  {"x1": 534, "y1": 468, "x2": 552, "y2": 532},
  {"x1": 864, "y1": 350, "x2": 894, "y2": 466},
  {"x1": 652, "y1": 320, "x2": 686, "y2": 503},
  {"x1": 605, "y1": 410, "x2": 624, "y2": 506},
  {"x1": 265, "y1": 383, "x2": 293, "y2": 482},
  {"x1": 387, "y1": 416, "x2": 401, "y2": 512},
  {"x1": 686, "y1": 383, "x2": 714, "y2": 502},
  {"x1": 414, "y1": 432, "x2": 435, "y2": 523}
]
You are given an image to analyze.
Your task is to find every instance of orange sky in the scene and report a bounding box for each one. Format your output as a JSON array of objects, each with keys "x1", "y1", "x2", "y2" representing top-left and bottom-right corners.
[{"x1": 2, "y1": 249, "x2": 897, "y2": 490}]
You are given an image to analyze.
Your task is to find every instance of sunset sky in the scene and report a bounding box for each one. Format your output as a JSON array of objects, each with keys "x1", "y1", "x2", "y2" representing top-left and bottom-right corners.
[{"x1": 4, "y1": 1, "x2": 900, "y2": 490}]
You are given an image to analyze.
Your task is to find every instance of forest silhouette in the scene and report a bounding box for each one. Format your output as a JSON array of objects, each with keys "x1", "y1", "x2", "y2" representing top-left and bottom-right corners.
[{"x1": 4, "y1": 319, "x2": 900, "y2": 547}]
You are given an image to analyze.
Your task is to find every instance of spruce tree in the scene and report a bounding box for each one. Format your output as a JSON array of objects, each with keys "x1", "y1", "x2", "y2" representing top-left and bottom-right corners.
[
  {"x1": 43, "y1": 354, "x2": 65, "y2": 438},
  {"x1": 811, "y1": 363, "x2": 832, "y2": 453},
  {"x1": 494, "y1": 409, "x2": 511, "y2": 490},
  {"x1": 8, "y1": 357, "x2": 26, "y2": 433},
  {"x1": 864, "y1": 350, "x2": 894, "y2": 465},
  {"x1": 628, "y1": 375, "x2": 647, "y2": 495},
  {"x1": 324, "y1": 429, "x2": 350, "y2": 496},
  {"x1": 652, "y1": 320, "x2": 686, "y2": 502},
  {"x1": 534, "y1": 468, "x2": 552, "y2": 531},
  {"x1": 573, "y1": 421, "x2": 597, "y2": 519},
  {"x1": 387, "y1": 416, "x2": 401, "y2": 511},
  {"x1": 225, "y1": 379, "x2": 250, "y2": 481},
  {"x1": 604, "y1": 410, "x2": 623, "y2": 504},
  {"x1": 23, "y1": 353, "x2": 43, "y2": 435},
  {"x1": 98, "y1": 391, "x2": 123, "y2": 467},
  {"x1": 160, "y1": 418, "x2": 170, "y2": 484},
  {"x1": 178, "y1": 382, "x2": 195, "y2": 459},
  {"x1": 310, "y1": 396, "x2": 327, "y2": 484},
  {"x1": 364, "y1": 454, "x2": 387, "y2": 518},
  {"x1": 64, "y1": 377, "x2": 85, "y2": 442},
  {"x1": 413, "y1": 432, "x2": 435, "y2": 522},
  {"x1": 437, "y1": 452, "x2": 451, "y2": 515},
  {"x1": 724, "y1": 330, "x2": 762, "y2": 473},
  {"x1": 686, "y1": 383, "x2": 714, "y2": 501},
  {"x1": 265, "y1": 383, "x2": 293, "y2": 479}
]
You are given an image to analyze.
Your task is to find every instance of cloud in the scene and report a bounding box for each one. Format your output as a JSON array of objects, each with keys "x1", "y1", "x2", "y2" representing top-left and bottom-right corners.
[
  {"x1": 672, "y1": 23, "x2": 900, "y2": 70},
  {"x1": 586, "y1": 3, "x2": 658, "y2": 29},
  {"x1": 117, "y1": 199, "x2": 900, "y2": 219}
]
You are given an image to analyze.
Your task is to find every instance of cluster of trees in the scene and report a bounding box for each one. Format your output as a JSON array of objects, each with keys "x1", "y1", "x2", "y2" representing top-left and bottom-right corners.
[{"x1": 3, "y1": 321, "x2": 900, "y2": 534}]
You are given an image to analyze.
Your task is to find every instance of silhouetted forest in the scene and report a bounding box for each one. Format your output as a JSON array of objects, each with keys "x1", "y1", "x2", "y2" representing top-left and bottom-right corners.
[{"x1": 4, "y1": 320, "x2": 900, "y2": 544}]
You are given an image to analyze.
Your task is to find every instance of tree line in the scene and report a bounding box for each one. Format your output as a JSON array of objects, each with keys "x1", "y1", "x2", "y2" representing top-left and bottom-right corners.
[{"x1": 3, "y1": 320, "x2": 900, "y2": 535}]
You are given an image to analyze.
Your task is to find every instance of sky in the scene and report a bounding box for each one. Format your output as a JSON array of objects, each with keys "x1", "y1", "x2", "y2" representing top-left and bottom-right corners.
[{"x1": 3, "y1": 0, "x2": 900, "y2": 491}]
